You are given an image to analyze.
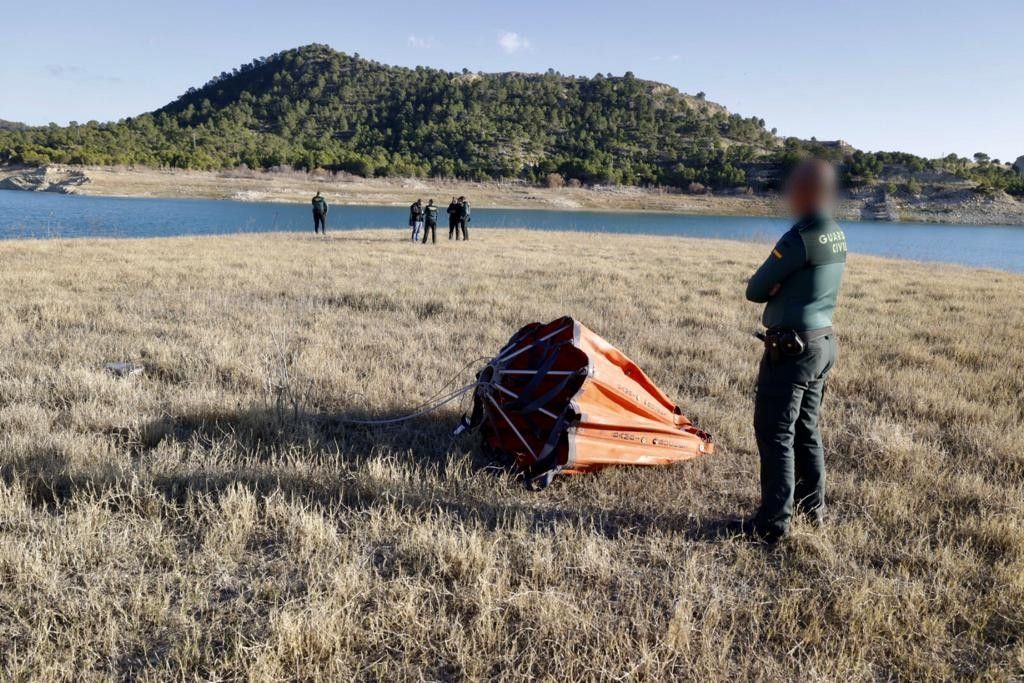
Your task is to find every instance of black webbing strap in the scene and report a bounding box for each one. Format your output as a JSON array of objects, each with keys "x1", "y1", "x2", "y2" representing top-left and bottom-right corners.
[
  {"x1": 452, "y1": 386, "x2": 487, "y2": 436},
  {"x1": 524, "y1": 410, "x2": 571, "y2": 491},
  {"x1": 457, "y1": 321, "x2": 582, "y2": 489},
  {"x1": 514, "y1": 370, "x2": 583, "y2": 416},
  {"x1": 500, "y1": 323, "x2": 538, "y2": 355},
  {"x1": 505, "y1": 341, "x2": 566, "y2": 411}
]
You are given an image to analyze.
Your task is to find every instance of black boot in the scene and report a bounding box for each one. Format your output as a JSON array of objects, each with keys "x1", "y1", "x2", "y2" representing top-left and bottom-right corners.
[{"x1": 718, "y1": 518, "x2": 787, "y2": 544}]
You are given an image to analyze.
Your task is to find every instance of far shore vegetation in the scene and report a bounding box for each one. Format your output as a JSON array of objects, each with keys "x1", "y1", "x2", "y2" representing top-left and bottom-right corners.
[{"x1": 1, "y1": 45, "x2": 1021, "y2": 201}]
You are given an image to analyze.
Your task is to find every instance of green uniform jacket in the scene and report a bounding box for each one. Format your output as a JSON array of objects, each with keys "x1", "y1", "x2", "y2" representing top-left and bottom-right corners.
[
  {"x1": 424, "y1": 204, "x2": 439, "y2": 223},
  {"x1": 746, "y1": 213, "x2": 847, "y2": 331},
  {"x1": 312, "y1": 196, "x2": 328, "y2": 215}
]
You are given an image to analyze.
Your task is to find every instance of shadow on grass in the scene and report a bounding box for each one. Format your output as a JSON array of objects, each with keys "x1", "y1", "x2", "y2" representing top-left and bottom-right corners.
[
  {"x1": 139, "y1": 404, "x2": 472, "y2": 464},
  {"x1": 1, "y1": 405, "x2": 734, "y2": 543}
]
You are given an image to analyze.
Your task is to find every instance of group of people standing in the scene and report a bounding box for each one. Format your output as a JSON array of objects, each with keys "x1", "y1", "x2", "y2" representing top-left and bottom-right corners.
[
  {"x1": 409, "y1": 196, "x2": 470, "y2": 244},
  {"x1": 309, "y1": 192, "x2": 471, "y2": 243}
]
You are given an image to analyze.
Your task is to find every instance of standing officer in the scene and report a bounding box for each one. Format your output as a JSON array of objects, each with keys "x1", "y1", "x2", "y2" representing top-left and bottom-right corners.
[
  {"x1": 421, "y1": 199, "x2": 439, "y2": 244},
  {"x1": 739, "y1": 159, "x2": 847, "y2": 543},
  {"x1": 311, "y1": 191, "x2": 328, "y2": 234},
  {"x1": 457, "y1": 196, "x2": 470, "y2": 241},
  {"x1": 447, "y1": 197, "x2": 460, "y2": 240}
]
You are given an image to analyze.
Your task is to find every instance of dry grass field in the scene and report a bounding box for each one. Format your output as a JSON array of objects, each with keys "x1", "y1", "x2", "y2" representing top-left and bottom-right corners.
[{"x1": 0, "y1": 228, "x2": 1022, "y2": 681}]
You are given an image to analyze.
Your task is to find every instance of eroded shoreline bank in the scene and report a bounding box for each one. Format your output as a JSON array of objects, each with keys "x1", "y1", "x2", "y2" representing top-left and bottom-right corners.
[{"x1": 3, "y1": 164, "x2": 1023, "y2": 226}]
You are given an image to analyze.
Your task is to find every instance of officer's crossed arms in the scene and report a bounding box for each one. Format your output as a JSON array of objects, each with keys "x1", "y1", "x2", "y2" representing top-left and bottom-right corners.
[{"x1": 746, "y1": 231, "x2": 807, "y2": 302}]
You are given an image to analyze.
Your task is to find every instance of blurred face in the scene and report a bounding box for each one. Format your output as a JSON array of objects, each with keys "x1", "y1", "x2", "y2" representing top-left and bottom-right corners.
[
  {"x1": 786, "y1": 160, "x2": 836, "y2": 218},
  {"x1": 787, "y1": 181, "x2": 816, "y2": 217}
]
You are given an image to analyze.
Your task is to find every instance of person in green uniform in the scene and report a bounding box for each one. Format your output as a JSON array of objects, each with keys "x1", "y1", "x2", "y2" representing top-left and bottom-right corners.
[
  {"x1": 421, "y1": 199, "x2": 439, "y2": 244},
  {"x1": 311, "y1": 192, "x2": 328, "y2": 234},
  {"x1": 447, "y1": 197, "x2": 460, "y2": 240},
  {"x1": 739, "y1": 159, "x2": 847, "y2": 542}
]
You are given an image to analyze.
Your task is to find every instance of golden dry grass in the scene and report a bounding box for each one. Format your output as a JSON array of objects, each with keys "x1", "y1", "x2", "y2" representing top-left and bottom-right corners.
[{"x1": 0, "y1": 228, "x2": 1021, "y2": 681}]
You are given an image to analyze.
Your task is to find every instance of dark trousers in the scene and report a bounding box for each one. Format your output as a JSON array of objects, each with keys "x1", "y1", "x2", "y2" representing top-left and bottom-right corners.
[
  {"x1": 458, "y1": 219, "x2": 469, "y2": 240},
  {"x1": 313, "y1": 212, "x2": 326, "y2": 234},
  {"x1": 449, "y1": 220, "x2": 459, "y2": 240},
  {"x1": 422, "y1": 221, "x2": 437, "y2": 244},
  {"x1": 753, "y1": 334, "x2": 837, "y2": 537}
]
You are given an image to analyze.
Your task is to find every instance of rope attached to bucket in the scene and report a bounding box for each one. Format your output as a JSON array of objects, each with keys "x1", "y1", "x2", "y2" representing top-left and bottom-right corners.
[
  {"x1": 332, "y1": 356, "x2": 491, "y2": 427},
  {"x1": 334, "y1": 382, "x2": 480, "y2": 426}
]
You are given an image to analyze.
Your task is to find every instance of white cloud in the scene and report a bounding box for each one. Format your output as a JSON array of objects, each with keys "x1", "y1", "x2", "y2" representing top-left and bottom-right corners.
[
  {"x1": 408, "y1": 34, "x2": 434, "y2": 49},
  {"x1": 497, "y1": 31, "x2": 530, "y2": 54},
  {"x1": 669, "y1": 54, "x2": 682, "y2": 62},
  {"x1": 45, "y1": 64, "x2": 122, "y2": 83}
]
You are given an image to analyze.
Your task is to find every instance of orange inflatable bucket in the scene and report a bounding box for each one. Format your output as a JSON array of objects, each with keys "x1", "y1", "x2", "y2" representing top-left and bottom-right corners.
[{"x1": 463, "y1": 317, "x2": 713, "y2": 489}]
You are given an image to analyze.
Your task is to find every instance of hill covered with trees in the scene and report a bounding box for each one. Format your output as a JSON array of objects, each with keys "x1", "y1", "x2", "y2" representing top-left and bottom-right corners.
[{"x1": 1, "y1": 44, "x2": 1021, "y2": 196}]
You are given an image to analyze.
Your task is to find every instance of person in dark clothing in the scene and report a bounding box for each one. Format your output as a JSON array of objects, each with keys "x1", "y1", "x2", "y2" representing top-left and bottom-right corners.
[
  {"x1": 311, "y1": 192, "x2": 328, "y2": 234},
  {"x1": 409, "y1": 199, "x2": 423, "y2": 242},
  {"x1": 421, "y1": 199, "x2": 438, "y2": 244},
  {"x1": 457, "y1": 196, "x2": 470, "y2": 241},
  {"x1": 447, "y1": 197, "x2": 460, "y2": 240},
  {"x1": 732, "y1": 159, "x2": 847, "y2": 544}
]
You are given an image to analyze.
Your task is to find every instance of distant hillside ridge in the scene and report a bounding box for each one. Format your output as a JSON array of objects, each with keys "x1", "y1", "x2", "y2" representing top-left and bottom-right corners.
[
  {"x1": 0, "y1": 44, "x2": 1021, "y2": 197},
  {"x1": 150, "y1": 43, "x2": 783, "y2": 188}
]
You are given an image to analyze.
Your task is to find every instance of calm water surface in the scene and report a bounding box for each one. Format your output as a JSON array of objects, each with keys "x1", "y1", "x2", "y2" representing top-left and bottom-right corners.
[{"x1": 0, "y1": 190, "x2": 1021, "y2": 272}]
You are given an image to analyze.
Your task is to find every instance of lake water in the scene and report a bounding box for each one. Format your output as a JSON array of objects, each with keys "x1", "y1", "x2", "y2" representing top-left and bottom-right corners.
[{"x1": 0, "y1": 189, "x2": 1021, "y2": 272}]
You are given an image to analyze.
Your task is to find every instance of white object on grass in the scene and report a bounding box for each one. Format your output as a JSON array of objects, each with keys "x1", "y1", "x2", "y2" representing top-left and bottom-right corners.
[{"x1": 105, "y1": 362, "x2": 144, "y2": 378}]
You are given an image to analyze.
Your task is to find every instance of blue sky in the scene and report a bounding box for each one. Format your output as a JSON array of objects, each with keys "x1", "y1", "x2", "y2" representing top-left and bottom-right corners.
[{"x1": 2, "y1": 0, "x2": 1022, "y2": 161}]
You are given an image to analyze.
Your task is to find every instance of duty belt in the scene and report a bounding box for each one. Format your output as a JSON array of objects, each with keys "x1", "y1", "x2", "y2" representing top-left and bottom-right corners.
[
  {"x1": 756, "y1": 326, "x2": 832, "y2": 361},
  {"x1": 790, "y1": 327, "x2": 831, "y2": 344},
  {"x1": 765, "y1": 327, "x2": 835, "y2": 339},
  {"x1": 767, "y1": 326, "x2": 833, "y2": 343}
]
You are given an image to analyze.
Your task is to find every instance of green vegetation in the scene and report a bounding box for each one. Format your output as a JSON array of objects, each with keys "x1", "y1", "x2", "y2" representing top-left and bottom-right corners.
[
  {"x1": 1, "y1": 44, "x2": 1022, "y2": 197},
  {"x1": 773, "y1": 140, "x2": 1024, "y2": 197},
  {"x1": 0, "y1": 45, "x2": 769, "y2": 188}
]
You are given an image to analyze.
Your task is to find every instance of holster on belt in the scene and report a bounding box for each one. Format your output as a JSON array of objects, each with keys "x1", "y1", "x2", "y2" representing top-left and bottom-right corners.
[{"x1": 755, "y1": 327, "x2": 831, "y2": 364}]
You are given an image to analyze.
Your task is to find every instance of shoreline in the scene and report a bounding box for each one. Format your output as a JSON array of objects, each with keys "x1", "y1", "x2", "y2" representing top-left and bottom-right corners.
[
  {"x1": 9, "y1": 188, "x2": 1024, "y2": 231},
  {"x1": 0, "y1": 227, "x2": 1019, "y2": 276},
  {"x1": 3, "y1": 164, "x2": 1024, "y2": 226}
]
